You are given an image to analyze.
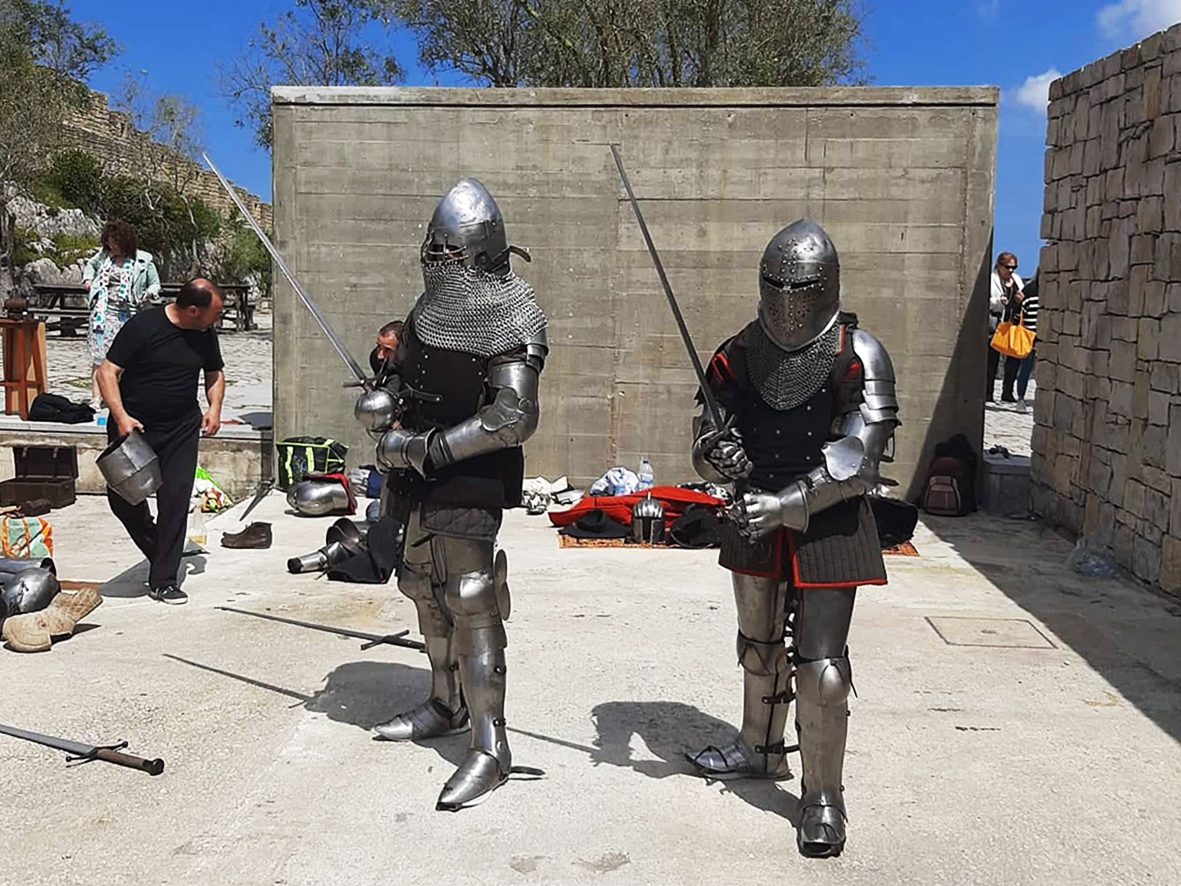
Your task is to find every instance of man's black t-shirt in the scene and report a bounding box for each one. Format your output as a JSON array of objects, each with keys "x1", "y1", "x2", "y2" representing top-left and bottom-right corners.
[{"x1": 106, "y1": 306, "x2": 224, "y2": 425}]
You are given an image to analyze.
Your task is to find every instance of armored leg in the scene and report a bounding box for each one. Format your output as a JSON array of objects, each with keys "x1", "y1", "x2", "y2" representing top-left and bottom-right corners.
[
  {"x1": 690, "y1": 573, "x2": 793, "y2": 780},
  {"x1": 435, "y1": 534, "x2": 511, "y2": 810},
  {"x1": 793, "y1": 587, "x2": 856, "y2": 858},
  {"x1": 374, "y1": 511, "x2": 466, "y2": 741}
]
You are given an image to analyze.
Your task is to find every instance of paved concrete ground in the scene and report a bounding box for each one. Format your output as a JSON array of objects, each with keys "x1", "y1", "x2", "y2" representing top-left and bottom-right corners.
[{"x1": 2, "y1": 492, "x2": 1179, "y2": 885}]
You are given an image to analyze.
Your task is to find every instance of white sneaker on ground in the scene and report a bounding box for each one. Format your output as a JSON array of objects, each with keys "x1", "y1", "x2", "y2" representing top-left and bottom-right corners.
[{"x1": 1017, "y1": 399, "x2": 1028, "y2": 413}]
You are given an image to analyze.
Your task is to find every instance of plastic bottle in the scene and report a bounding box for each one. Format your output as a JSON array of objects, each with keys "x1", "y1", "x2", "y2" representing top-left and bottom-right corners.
[
  {"x1": 637, "y1": 456, "x2": 654, "y2": 491},
  {"x1": 187, "y1": 508, "x2": 208, "y2": 547}
]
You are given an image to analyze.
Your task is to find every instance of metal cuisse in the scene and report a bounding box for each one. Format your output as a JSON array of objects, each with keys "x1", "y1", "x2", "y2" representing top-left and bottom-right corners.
[{"x1": 97, "y1": 430, "x2": 162, "y2": 506}]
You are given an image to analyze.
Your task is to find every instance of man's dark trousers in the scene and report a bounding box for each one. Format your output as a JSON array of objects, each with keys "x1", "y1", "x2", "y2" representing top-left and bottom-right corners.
[{"x1": 107, "y1": 412, "x2": 200, "y2": 590}]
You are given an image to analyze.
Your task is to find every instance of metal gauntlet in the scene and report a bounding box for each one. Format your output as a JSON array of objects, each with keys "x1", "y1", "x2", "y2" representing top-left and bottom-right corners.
[{"x1": 691, "y1": 407, "x2": 751, "y2": 483}]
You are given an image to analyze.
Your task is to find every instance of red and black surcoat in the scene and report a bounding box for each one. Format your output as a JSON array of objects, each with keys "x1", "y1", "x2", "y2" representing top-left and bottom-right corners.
[{"x1": 705, "y1": 314, "x2": 887, "y2": 589}]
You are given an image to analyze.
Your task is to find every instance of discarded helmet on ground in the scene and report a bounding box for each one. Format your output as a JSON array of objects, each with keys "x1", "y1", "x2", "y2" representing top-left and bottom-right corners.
[
  {"x1": 631, "y1": 494, "x2": 666, "y2": 545},
  {"x1": 97, "y1": 430, "x2": 163, "y2": 506}
]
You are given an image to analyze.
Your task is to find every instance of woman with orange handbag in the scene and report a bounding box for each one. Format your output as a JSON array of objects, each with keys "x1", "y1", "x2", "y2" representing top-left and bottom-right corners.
[
  {"x1": 999, "y1": 271, "x2": 1039, "y2": 408},
  {"x1": 987, "y1": 252, "x2": 1024, "y2": 401}
]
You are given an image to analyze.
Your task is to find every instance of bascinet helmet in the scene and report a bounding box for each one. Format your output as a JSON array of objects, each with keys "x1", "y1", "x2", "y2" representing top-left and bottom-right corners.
[
  {"x1": 421, "y1": 178, "x2": 528, "y2": 276},
  {"x1": 758, "y1": 219, "x2": 840, "y2": 351}
]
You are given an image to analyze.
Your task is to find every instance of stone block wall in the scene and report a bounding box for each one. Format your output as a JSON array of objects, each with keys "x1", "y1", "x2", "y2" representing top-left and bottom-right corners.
[
  {"x1": 1033, "y1": 23, "x2": 1181, "y2": 594},
  {"x1": 57, "y1": 89, "x2": 271, "y2": 229}
]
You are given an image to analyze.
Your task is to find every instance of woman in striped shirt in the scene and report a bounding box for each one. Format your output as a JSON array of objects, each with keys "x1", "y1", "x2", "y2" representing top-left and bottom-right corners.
[{"x1": 1001, "y1": 271, "x2": 1039, "y2": 410}]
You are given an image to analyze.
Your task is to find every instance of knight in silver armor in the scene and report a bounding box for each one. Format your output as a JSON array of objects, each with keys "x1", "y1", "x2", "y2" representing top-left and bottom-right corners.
[
  {"x1": 688, "y1": 219, "x2": 899, "y2": 857},
  {"x1": 355, "y1": 178, "x2": 546, "y2": 810}
]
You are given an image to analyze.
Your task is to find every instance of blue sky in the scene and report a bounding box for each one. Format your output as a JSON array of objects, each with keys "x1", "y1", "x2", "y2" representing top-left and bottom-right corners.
[{"x1": 69, "y1": 0, "x2": 1181, "y2": 274}]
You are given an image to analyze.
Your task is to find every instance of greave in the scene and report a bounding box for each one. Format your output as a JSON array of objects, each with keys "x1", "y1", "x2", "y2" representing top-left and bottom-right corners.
[
  {"x1": 437, "y1": 627, "x2": 511, "y2": 809},
  {"x1": 374, "y1": 626, "x2": 467, "y2": 741},
  {"x1": 794, "y1": 655, "x2": 852, "y2": 857}
]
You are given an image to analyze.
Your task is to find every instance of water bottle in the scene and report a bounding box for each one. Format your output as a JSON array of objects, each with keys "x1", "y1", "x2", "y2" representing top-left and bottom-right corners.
[{"x1": 637, "y1": 456, "x2": 654, "y2": 491}]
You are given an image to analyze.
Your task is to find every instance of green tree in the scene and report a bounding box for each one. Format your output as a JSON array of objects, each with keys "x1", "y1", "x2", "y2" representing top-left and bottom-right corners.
[
  {"x1": 395, "y1": 0, "x2": 865, "y2": 88},
  {"x1": 0, "y1": 0, "x2": 116, "y2": 267},
  {"x1": 219, "y1": 0, "x2": 405, "y2": 149}
]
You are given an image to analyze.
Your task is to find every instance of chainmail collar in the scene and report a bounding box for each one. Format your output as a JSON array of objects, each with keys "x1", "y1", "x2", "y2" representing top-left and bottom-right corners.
[
  {"x1": 411, "y1": 262, "x2": 547, "y2": 357},
  {"x1": 745, "y1": 321, "x2": 841, "y2": 411}
]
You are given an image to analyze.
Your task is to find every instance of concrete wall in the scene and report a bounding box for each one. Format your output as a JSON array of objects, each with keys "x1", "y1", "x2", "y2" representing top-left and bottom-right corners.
[
  {"x1": 272, "y1": 86, "x2": 998, "y2": 494},
  {"x1": 1032, "y1": 23, "x2": 1181, "y2": 595}
]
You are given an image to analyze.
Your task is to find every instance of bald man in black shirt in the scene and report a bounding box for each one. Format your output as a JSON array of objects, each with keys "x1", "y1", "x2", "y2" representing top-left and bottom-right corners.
[{"x1": 97, "y1": 278, "x2": 226, "y2": 605}]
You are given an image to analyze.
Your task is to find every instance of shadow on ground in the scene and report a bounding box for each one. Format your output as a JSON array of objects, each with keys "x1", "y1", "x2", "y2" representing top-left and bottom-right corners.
[
  {"x1": 922, "y1": 513, "x2": 1181, "y2": 744},
  {"x1": 161, "y1": 655, "x2": 467, "y2": 767},
  {"x1": 587, "y1": 701, "x2": 800, "y2": 823}
]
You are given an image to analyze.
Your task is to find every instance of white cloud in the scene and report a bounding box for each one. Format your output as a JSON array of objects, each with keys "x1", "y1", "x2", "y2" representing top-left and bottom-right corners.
[
  {"x1": 1097, "y1": 0, "x2": 1181, "y2": 42},
  {"x1": 1011, "y1": 68, "x2": 1063, "y2": 114}
]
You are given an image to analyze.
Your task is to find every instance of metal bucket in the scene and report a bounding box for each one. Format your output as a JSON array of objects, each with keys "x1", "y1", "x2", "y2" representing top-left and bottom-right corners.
[{"x1": 97, "y1": 429, "x2": 163, "y2": 506}]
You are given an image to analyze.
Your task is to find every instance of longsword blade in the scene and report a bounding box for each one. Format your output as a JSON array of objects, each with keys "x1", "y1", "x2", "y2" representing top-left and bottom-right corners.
[
  {"x1": 609, "y1": 145, "x2": 725, "y2": 427},
  {"x1": 202, "y1": 153, "x2": 368, "y2": 384},
  {"x1": 0, "y1": 723, "x2": 93, "y2": 756}
]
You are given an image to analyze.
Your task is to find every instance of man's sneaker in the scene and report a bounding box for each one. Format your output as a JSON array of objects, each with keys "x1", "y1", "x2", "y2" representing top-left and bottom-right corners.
[
  {"x1": 148, "y1": 585, "x2": 188, "y2": 605},
  {"x1": 1017, "y1": 398, "x2": 1029, "y2": 413}
]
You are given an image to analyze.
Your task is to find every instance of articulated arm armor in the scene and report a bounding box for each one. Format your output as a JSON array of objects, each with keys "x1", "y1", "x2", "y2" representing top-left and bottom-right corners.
[
  {"x1": 737, "y1": 330, "x2": 899, "y2": 538},
  {"x1": 376, "y1": 333, "x2": 547, "y2": 476}
]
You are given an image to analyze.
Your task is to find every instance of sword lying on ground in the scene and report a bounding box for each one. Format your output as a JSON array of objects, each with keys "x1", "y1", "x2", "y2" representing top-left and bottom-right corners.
[
  {"x1": 202, "y1": 153, "x2": 370, "y2": 388},
  {"x1": 0, "y1": 723, "x2": 165, "y2": 775},
  {"x1": 216, "y1": 605, "x2": 426, "y2": 652},
  {"x1": 609, "y1": 144, "x2": 726, "y2": 429}
]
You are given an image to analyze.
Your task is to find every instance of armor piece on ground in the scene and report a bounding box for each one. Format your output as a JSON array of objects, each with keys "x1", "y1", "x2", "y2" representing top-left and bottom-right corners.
[
  {"x1": 0, "y1": 556, "x2": 55, "y2": 578},
  {"x1": 365, "y1": 499, "x2": 381, "y2": 523},
  {"x1": 287, "y1": 480, "x2": 350, "y2": 517},
  {"x1": 325, "y1": 517, "x2": 368, "y2": 554},
  {"x1": 412, "y1": 262, "x2": 547, "y2": 358},
  {"x1": 287, "y1": 541, "x2": 352, "y2": 575},
  {"x1": 735, "y1": 329, "x2": 900, "y2": 539},
  {"x1": 689, "y1": 574, "x2": 794, "y2": 781},
  {"x1": 746, "y1": 322, "x2": 841, "y2": 411},
  {"x1": 631, "y1": 495, "x2": 666, "y2": 545},
  {"x1": 1, "y1": 568, "x2": 60, "y2": 618},
  {"x1": 97, "y1": 429, "x2": 162, "y2": 506},
  {"x1": 2, "y1": 586, "x2": 102, "y2": 653},
  {"x1": 758, "y1": 219, "x2": 841, "y2": 352}
]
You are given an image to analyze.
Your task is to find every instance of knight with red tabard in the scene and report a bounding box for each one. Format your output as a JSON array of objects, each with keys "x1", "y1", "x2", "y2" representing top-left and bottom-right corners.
[{"x1": 688, "y1": 219, "x2": 900, "y2": 858}]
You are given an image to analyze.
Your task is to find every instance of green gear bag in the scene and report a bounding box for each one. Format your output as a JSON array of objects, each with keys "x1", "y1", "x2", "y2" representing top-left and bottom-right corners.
[{"x1": 275, "y1": 436, "x2": 349, "y2": 490}]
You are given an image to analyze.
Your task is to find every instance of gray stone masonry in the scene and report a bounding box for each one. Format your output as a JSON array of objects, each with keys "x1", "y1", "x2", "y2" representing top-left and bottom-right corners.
[
  {"x1": 1034, "y1": 21, "x2": 1181, "y2": 595},
  {"x1": 271, "y1": 86, "x2": 998, "y2": 499}
]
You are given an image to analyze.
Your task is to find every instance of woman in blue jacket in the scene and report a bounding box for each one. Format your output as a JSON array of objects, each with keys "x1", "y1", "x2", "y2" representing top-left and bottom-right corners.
[{"x1": 82, "y1": 221, "x2": 161, "y2": 409}]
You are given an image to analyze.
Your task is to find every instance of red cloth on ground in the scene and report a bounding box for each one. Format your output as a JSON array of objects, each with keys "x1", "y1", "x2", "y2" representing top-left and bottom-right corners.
[{"x1": 547, "y1": 486, "x2": 723, "y2": 528}]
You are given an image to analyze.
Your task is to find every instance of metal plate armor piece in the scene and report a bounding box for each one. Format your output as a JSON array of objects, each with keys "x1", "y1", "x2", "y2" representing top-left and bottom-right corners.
[
  {"x1": 97, "y1": 430, "x2": 163, "y2": 506},
  {"x1": 0, "y1": 568, "x2": 61, "y2": 617},
  {"x1": 631, "y1": 495, "x2": 666, "y2": 544},
  {"x1": 287, "y1": 480, "x2": 350, "y2": 517},
  {"x1": 746, "y1": 321, "x2": 841, "y2": 411},
  {"x1": 354, "y1": 388, "x2": 398, "y2": 433},
  {"x1": 758, "y1": 219, "x2": 841, "y2": 351},
  {"x1": 422, "y1": 178, "x2": 516, "y2": 274},
  {"x1": 413, "y1": 263, "x2": 547, "y2": 358}
]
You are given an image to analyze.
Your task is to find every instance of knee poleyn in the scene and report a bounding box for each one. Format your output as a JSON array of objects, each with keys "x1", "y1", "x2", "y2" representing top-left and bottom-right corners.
[
  {"x1": 443, "y1": 570, "x2": 499, "y2": 619},
  {"x1": 794, "y1": 657, "x2": 852, "y2": 706}
]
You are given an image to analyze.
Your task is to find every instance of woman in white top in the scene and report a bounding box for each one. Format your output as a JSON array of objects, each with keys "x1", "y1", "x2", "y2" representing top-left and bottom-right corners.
[
  {"x1": 986, "y1": 251, "x2": 1023, "y2": 402},
  {"x1": 81, "y1": 221, "x2": 161, "y2": 409}
]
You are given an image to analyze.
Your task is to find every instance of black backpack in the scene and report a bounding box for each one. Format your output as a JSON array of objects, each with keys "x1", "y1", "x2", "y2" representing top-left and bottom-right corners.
[{"x1": 28, "y1": 393, "x2": 95, "y2": 424}]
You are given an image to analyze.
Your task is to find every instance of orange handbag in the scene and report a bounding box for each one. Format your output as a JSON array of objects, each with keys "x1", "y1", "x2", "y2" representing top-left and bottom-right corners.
[{"x1": 990, "y1": 314, "x2": 1035, "y2": 359}]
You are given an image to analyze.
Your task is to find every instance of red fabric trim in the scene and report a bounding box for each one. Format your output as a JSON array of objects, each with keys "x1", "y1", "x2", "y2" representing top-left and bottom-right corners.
[
  {"x1": 548, "y1": 486, "x2": 723, "y2": 528},
  {"x1": 786, "y1": 526, "x2": 886, "y2": 590}
]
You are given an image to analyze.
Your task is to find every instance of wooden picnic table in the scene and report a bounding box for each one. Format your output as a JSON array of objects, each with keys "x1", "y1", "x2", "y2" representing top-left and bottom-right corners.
[{"x1": 29, "y1": 282, "x2": 258, "y2": 335}]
